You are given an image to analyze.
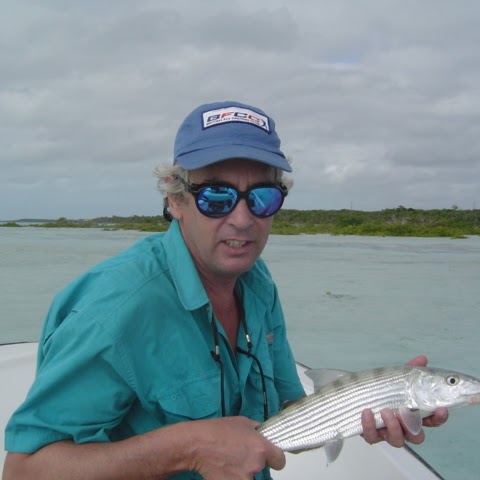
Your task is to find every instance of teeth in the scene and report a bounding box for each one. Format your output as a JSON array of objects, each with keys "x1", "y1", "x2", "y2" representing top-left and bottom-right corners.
[{"x1": 225, "y1": 240, "x2": 246, "y2": 248}]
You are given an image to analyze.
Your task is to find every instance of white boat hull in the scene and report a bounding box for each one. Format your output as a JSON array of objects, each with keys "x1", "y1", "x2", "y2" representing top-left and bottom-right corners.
[{"x1": 0, "y1": 343, "x2": 442, "y2": 478}]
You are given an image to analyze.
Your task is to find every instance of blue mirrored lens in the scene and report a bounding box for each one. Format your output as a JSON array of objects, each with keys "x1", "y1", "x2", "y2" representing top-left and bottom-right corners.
[
  {"x1": 248, "y1": 187, "x2": 283, "y2": 217},
  {"x1": 197, "y1": 187, "x2": 237, "y2": 217}
]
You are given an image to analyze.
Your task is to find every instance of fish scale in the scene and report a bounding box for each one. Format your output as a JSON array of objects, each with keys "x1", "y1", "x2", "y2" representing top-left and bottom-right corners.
[{"x1": 258, "y1": 365, "x2": 480, "y2": 459}]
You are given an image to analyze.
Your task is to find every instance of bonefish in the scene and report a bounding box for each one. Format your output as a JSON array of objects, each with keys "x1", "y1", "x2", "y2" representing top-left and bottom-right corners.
[{"x1": 258, "y1": 366, "x2": 480, "y2": 463}]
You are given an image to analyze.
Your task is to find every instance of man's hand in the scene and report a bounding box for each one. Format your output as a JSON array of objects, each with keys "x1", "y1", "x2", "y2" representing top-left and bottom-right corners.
[
  {"x1": 189, "y1": 416, "x2": 286, "y2": 479},
  {"x1": 361, "y1": 355, "x2": 449, "y2": 447}
]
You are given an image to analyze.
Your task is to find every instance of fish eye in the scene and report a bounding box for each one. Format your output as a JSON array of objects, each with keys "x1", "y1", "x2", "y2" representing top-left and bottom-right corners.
[{"x1": 446, "y1": 375, "x2": 459, "y2": 386}]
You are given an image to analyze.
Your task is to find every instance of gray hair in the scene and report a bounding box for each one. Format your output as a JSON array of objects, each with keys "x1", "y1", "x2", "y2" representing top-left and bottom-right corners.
[{"x1": 154, "y1": 164, "x2": 192, "y2": 205}]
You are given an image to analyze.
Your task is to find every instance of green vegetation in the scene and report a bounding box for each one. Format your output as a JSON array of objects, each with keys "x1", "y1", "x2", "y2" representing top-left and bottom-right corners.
[
  {"x1": 2, "y1": 207, "x2": 479, "y2": 238},
  {"x1": 0, "y1": 222, "x2": 21, "y2": 227},
  {"x1": 29, "y1": 216, "x2": 170, "y2": 232},
  {"x1": 272, "y1": 207, "x2": 480, "y2": 238}
]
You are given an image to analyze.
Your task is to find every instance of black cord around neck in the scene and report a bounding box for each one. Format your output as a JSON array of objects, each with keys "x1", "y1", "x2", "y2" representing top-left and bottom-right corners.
[
  {"x1": 210, "y1": 301, "x2": 269, "y2": 421},
  {"x1": 210, "y1": 318, "x2": 226, "y2": 417}
]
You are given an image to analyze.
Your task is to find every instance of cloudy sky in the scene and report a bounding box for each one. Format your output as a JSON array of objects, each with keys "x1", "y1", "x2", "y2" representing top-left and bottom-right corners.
[{"x1": 1, "y1": 0, "x2": 479, "y2": 219}]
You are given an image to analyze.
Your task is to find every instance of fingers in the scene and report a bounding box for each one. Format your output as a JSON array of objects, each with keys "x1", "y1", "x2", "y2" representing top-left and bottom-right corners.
[
  {"x1": 266, "y1": 446, "x2": 286, "y2": 471},
  {"x1": 382, "y1": 408, "x2": 418, "y2": 447},
  {"x1": 361, "y1": 409, "x2": 385, "y2": 445},
  {"x1": 393, "y1": 409, "x2": 425, "y2": 445},
  {"x1": 422, "y1": 407, "x2": 449, "y2": 428},
  {"x1": 406, "y1": 355, "x2": 428, "y2": 367},
  {"x1": 362, "y1": 408, "x2": 425, "y2": 447}
]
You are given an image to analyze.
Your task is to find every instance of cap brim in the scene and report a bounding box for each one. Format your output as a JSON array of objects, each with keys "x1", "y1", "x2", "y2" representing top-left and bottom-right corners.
[{"x1": 175, "y1": 145, "x2": 292, "y2": 172}]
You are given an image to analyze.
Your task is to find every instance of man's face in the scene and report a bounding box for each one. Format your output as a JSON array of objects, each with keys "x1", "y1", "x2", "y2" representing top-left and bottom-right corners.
[{"x1": 169, "y1": 159, "x2": 276, "y2": 284}]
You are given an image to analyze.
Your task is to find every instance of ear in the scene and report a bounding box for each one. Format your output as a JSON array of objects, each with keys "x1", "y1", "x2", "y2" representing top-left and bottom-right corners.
[{"x1": 166, "y1": 193, "x2": 184, "y2": 221}]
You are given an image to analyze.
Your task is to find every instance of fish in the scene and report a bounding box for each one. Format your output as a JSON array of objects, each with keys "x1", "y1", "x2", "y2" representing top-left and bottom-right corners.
[{"x1": 258, "y1": 365, "x2": 480, "y2": 463}]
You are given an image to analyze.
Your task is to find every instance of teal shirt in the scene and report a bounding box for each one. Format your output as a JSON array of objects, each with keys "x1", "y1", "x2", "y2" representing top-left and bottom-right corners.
[{"x1": 5, "y1": 220, "x2": 304, "y2": 479}]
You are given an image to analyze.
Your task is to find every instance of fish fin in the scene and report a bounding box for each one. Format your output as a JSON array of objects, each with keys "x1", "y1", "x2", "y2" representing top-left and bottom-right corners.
[
  {"x1": 305, "y1": 369, "x2": 350, "y2": 392},
  {"x1": 324, "y1": 437, "x2": 344, "y2": 464},
  {"x1": 289, "y1": 448, "x2": 309, "y2": 455},
  {"x1": 398, "y1": 407, "x2": 423, "y2": 435}
]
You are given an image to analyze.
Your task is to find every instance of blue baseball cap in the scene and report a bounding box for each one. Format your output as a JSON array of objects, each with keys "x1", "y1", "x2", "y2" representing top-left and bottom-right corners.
[{"x1": 173, "y1": 101, "x2": 292, "y2": 172}]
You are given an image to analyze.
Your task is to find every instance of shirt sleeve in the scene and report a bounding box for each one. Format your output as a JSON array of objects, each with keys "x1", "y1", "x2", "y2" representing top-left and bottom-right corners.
[{"x1": 5, "y1": 311, "x2": 135, "y2": 453}]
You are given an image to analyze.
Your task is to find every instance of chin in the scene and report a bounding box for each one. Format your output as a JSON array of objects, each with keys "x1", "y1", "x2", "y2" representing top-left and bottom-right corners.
[{"x1": 219, "y1": 261, "x2": 255, "y2": 278}]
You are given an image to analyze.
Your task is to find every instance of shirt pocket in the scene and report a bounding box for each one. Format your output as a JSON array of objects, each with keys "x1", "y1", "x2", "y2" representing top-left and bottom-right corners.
[{"x1": 156, "y1": 371, "x2": 220, "y2": 424}]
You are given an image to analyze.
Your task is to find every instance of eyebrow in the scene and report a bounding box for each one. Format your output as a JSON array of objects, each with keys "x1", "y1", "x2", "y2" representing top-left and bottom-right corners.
[{"x1": 200, "y1": 177, "x2": 222, "y2": 183}]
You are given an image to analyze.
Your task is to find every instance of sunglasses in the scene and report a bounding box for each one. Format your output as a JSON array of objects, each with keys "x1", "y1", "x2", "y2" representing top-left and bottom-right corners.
[{"x1": 179, "y1": 178, "x2": 288, "y2": 218}]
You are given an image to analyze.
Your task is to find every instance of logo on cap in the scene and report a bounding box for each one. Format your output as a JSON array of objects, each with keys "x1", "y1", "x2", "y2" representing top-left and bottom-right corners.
[{"x1": 202, "y1": 107, "x2": 270, "y2": 132}]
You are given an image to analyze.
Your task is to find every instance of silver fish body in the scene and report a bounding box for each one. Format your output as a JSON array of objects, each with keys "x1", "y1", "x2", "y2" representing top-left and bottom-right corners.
[{"x1": 258, "y1": 366, "x2": 480, "y2": 462}]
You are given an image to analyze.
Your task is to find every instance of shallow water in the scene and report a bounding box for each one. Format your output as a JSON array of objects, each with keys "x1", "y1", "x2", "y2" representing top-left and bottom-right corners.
[
  {"x1": 1, "y1": 227, "x2": 479, "y2": 478},
  {"x1": 263, "y1": 234, "x2": 480, "y2": 479}
]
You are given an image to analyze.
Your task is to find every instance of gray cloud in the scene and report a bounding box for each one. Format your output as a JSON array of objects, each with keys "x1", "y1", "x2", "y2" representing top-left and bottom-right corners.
[{"x1": 1, "y1": 0, "x2": 479, "y2": 218}]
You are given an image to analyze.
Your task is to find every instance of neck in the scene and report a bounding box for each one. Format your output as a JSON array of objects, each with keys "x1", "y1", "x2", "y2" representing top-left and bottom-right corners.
[{"x1": 202, "y1": 277, "x2": 240, "y2": 349}]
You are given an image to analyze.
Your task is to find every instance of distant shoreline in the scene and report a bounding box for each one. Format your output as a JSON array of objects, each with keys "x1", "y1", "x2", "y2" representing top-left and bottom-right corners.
[{"x1": 2, "y1": 208, "x2": 479, "y2": 238}]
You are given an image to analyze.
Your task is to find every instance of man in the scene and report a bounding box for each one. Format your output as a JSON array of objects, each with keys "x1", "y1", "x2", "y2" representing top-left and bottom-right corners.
[{"x1": 3, "y1": 101, "x2": 447, "y2": 479}]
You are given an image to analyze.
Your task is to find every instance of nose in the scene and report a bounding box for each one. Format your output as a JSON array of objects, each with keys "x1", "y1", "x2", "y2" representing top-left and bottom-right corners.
[{"x1": 226, "y1": 197, "x2": 255, "y2": 228}]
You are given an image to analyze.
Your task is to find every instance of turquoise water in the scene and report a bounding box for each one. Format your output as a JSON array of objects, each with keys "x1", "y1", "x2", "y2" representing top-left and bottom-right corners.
[{"x1": 1, "y1": 227, "x2": 479, "y2": 478}]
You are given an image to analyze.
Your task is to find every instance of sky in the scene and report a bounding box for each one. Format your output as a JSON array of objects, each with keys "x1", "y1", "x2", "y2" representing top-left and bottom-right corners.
[{"x1": 1, "y1": 0, "x2": 479, "y2": 219}]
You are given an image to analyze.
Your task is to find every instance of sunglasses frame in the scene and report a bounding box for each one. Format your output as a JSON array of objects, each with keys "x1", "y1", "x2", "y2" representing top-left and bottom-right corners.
[{"x1": 181, "y1": 179, "x2": 288, "y2": 218}]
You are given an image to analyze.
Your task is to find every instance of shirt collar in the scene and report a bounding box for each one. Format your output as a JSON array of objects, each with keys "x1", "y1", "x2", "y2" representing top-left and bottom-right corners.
[{"x1": 163, "y1": 220, "x2": 209, "y2": 311}]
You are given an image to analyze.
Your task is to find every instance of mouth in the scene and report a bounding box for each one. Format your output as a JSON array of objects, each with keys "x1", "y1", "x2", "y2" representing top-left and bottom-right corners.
[
  {"x1": 224, "y1": 239, "x2": 249, "y2": 248},
  {"x1": 468, "y1": 394, "x2": 480, "y2": 404}
]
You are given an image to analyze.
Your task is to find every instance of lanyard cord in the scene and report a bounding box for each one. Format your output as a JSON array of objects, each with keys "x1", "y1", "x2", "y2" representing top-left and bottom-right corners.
[
  {"x1": 210, "y1": 304, "x2": 269, "y2": 421},
  {"x1": 236, "y1": 303, "x2": 269, "y2": 421},
  {"x1": 210, "y1": 317, "x2": 226, "y2": 417},
  {"x1": 236, "y1": 346, "x2": 269, "y2": 421}
]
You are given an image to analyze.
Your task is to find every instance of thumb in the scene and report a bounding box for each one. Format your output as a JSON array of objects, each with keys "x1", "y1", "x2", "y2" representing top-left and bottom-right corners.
[{"x1": 266, "y1": 445, "x2": 286, "y2": 471}]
